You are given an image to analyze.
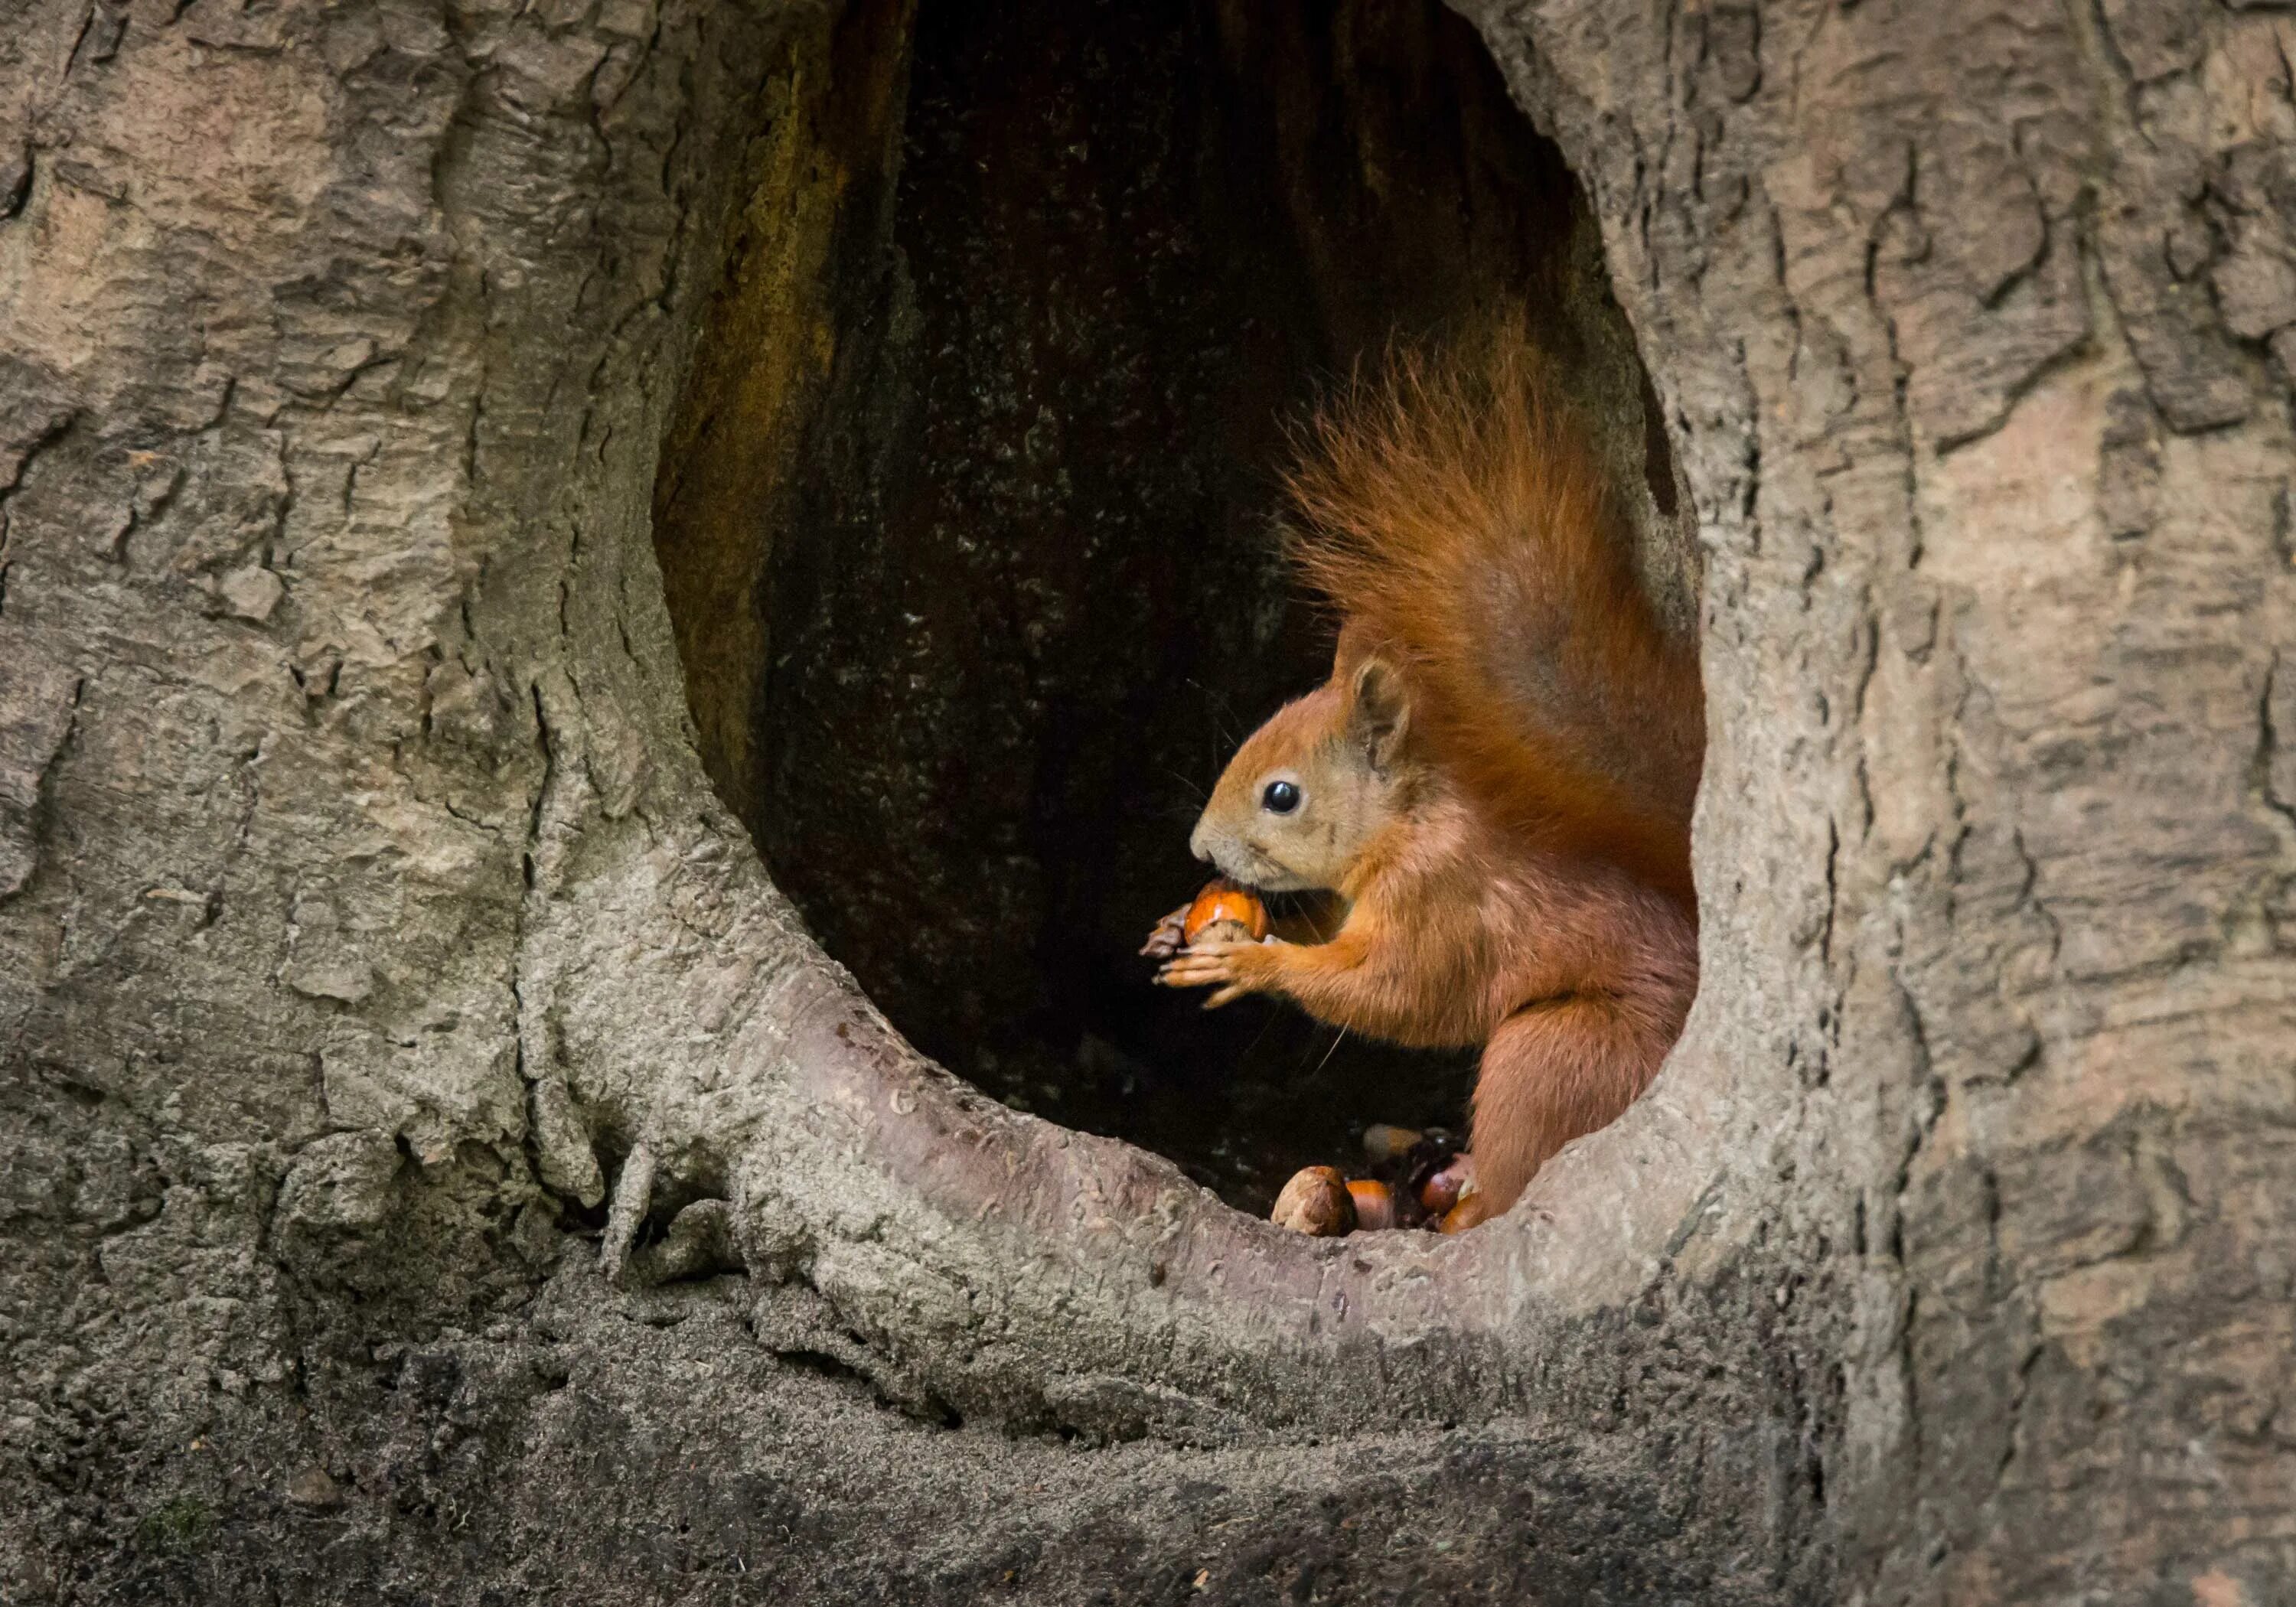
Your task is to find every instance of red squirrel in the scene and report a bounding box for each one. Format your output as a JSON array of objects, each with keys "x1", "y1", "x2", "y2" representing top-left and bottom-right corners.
[{"x1": 1152, "y1": 324, "x2": 1703, "y2": 1226}]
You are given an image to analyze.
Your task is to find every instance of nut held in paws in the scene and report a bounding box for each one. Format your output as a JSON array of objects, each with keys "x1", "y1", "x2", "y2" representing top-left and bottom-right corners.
[{"x1": 1183, "y1": 880, "x2": 1270, "y2": 947}]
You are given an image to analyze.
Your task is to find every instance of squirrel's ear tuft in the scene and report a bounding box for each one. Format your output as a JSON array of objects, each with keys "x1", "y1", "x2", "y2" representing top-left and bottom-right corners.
[{"x1": 1349, "y1": 656, "x2": 1411, "y2": 770}]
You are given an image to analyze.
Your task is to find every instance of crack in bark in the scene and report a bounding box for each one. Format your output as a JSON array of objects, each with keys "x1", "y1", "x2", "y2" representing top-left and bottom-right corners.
[
  {"x1": 0, "y1": 409, "x2": 78, "y2": 550},
  {"x1": 2257, "y1": 647, "x2": 2296, "y2": 835},
  {"x1": 0, "y1": 673, "x2": 84, "y2": 908}
]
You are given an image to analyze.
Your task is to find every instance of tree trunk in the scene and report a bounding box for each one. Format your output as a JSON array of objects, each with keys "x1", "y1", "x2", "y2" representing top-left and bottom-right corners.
[{"x1": 3, "y1": 0, "x2": 2290, "y2": 1599}]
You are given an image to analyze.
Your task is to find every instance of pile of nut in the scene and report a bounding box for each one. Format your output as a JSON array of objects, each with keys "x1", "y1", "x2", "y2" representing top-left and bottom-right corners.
[{"x1": 1270, "y1": 1125, "x2": 1480, "y2": 1237}]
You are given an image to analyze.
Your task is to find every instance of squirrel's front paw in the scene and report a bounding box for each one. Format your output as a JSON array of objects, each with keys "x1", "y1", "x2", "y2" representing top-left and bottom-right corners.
[{"x1": 1155, "y1": 937, "x2": 1277, "y2": 1009}]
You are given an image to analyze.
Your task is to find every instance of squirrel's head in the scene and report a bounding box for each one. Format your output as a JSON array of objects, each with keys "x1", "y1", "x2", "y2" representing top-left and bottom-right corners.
[{"x1": 1189, "y1": 654, "x2": 1414, "y2": 894}]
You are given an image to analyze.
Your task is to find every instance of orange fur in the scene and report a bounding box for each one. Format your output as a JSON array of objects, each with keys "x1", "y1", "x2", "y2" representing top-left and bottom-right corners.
[
  {"x1": 1160, "y1": 321, "x2": 1703, "y2": 1218},
  {"x1": 1285, "y1": 325, "x2": 1703, "y2": 903}
]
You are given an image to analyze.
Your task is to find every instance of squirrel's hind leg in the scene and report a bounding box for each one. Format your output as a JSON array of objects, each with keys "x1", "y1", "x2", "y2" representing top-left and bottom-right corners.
[{"x1": 1469, "y1": 996, "x2": 1672, "y2": 1218}]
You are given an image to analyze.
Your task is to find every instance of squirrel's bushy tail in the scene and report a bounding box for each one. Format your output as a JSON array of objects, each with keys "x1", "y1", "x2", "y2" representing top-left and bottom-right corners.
[{"x1": 1283, "y1": 320, "x2": 1704, "y2": 902}]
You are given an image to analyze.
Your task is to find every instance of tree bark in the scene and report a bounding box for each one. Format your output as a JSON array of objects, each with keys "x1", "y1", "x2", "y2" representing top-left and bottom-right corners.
[{"x1": 2, "y1": 0, "x2": 2291, "y2": 1601}]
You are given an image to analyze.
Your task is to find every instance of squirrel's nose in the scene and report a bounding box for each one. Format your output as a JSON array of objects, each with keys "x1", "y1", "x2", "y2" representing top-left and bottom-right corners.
[{"x1": 1186, "y1": 819, "x2": 1215, "y2": 865}]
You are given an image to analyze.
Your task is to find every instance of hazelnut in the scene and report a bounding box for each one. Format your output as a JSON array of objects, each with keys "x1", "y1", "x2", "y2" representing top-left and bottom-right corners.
[
  {"x1": 1360, "y1": 1124, "x2": 1423, "y2": 1166},
  {"x1": 1418, "y1": 1153, "x2": 1474, "y2": 1216},
  {"x1": 1437, "y1": 1190, "x2": 1491, "y2": 1234},
  {"x1": 1183, "y1": 880, "x2": 1270, "y2": 946},
  {"x1": 1270, "y1": 1165, "x2": 1355, "y2": 1236},
  {"x1": 1345, "y1": 1178, "x2": 1397, "y2": 1231}
]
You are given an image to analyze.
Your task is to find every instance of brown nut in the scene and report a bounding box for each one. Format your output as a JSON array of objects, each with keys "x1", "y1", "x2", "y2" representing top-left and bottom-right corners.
[
  {"x1": 1183, "y1": 880, "x2": 1270, "y2": 946},
  {"x1": 1360, "y1": 1124, "x2": 1424, "y2": 1166},
  {"x1": 1437, "y1": 1191, "x2": 1492, "y2": 1234},
  {"x1": 1345, "y1": 1178, "x2": 1397, "y2": 1231},
  {"x1": 1418, "y1": 1153, "x2": 1474, "y2": 1216},
  {"x1": 1270, "y1": 1165, "x2": 1355, "y2": 1236}
]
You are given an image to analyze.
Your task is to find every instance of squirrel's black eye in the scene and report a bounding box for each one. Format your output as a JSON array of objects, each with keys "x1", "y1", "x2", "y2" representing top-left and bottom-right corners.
[{"x1": 1261, "y1": 779, "x2": 1301, "y2": 815}]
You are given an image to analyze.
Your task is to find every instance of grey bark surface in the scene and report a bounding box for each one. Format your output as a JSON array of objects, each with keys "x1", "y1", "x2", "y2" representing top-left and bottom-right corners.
[{"x1": 0, "y1": 0, "x2": 2290, "y2": 1602}]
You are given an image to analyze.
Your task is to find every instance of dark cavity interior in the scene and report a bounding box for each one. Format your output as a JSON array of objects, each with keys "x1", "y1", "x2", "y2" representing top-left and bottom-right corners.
[{"x1": 652, "y1": 0, "x2": 1691, "y2": 1211}]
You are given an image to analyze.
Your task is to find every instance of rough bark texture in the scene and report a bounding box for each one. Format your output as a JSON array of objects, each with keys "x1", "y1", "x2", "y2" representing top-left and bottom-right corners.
[
  {"x1": 0, "y1": 0, "x2": 2290, "y2": 1602},
  {"x1": 1459, "y1": 1, "x2": 2296, "y2": 1596}
]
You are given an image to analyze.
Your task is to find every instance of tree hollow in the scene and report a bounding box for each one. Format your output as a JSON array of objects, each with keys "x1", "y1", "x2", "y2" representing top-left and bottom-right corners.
[{"x1": 652, "y1": 0, "x2": 1693, "y2": 1210}]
